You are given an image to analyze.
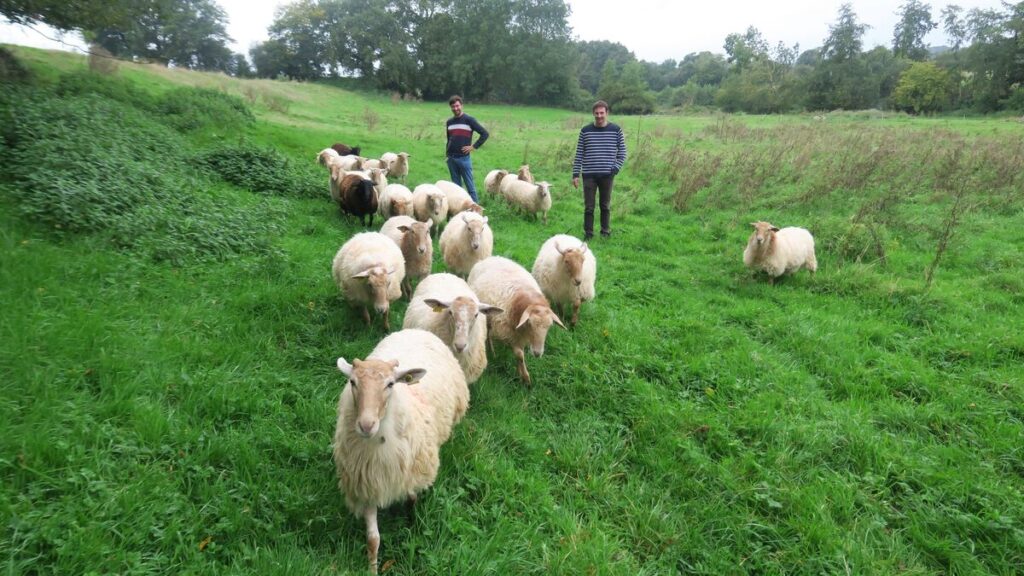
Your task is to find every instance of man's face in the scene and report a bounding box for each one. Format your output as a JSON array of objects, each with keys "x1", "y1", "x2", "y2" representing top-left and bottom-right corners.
[
  {"x1": 593, "y1": 106, "x2": 608, "y2": 125},
  {"x1": 450, "y1": 101, "x2": 463, "y2": 117}
]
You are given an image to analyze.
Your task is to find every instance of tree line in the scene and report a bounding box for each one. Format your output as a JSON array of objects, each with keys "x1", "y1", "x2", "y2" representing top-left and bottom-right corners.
[{"x1": 3, "y1": 0, "x2": 1022, "y2": 114}]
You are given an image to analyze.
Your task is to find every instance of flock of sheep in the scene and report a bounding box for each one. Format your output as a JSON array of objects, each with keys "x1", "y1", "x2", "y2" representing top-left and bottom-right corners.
[{"x1": 316, "y1": 141, "x2": 817, "y2": 573}]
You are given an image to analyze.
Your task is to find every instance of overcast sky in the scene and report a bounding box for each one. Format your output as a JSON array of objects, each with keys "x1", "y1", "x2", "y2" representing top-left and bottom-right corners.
[{"x1": 0, "y1": 0, "x2": 1008, "y2": 62}]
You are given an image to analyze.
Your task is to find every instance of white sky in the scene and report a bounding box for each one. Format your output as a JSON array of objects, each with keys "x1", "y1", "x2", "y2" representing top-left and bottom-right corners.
[{"x1": 0, "y1": 0, "x2": 1008, "y2": 62}]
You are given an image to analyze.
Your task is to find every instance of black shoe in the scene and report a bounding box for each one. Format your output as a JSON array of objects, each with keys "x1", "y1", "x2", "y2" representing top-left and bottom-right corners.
[
  {"x1": 584, "y1": 233, "x2": 594, "y2": 241},
  {"x1": 600, "y1": 231, "x2": 612, "y2": 238}
]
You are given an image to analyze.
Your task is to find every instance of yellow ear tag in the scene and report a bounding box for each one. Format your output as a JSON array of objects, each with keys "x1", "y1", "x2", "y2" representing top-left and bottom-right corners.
[{"x1": 431, "y1": 306, "x2": 445, "y2": 313}]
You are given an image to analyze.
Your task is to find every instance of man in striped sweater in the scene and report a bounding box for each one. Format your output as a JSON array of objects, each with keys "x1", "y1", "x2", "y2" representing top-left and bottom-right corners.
[
  {"x1": 446, "y1": 95, "x2": 489, "y2": 203},
  {"x1": 572, "y1": 100, "x2": 627, "y2": 240}
]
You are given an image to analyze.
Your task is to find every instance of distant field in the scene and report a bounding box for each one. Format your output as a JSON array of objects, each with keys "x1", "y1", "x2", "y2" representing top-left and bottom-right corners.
[{"x1": 2, "y1": 45, "x2": 1023, "y2": 575}]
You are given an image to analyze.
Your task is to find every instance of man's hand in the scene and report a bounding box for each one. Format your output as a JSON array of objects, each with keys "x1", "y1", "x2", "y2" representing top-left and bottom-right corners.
[
  {"x1": 572, "y1": 176, "x2": 579, "y2": 189},
  {"x1": 461, "y1": 145, "x2": 474, "y2": 154}
]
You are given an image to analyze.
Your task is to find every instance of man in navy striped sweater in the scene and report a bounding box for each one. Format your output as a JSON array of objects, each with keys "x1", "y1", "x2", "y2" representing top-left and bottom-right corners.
[
  {"x1": 446, "y1": 95, "x2": 489, "y2": 203},
  {"x1": 572, "y1": 100, "x2": 627, "y2": 240}
]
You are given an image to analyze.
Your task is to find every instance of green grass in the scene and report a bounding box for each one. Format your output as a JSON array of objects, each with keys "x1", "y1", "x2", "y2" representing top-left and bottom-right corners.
[{"x1": 2, "y1": 45, "x2": 1023, "y2": 575}]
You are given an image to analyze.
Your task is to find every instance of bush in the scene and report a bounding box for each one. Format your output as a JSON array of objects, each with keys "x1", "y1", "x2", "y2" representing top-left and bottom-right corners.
[
  {"x1": 0, "y1": 46, "x2": 31, "y2": 85},
  {"x1": 155, "y1": 87, "x2": 255, "y2": 132},
  {"x1": 56, "y1": 70, "x2": 155, "y2": 111},
  {"x1": 0, "y1": 89, "x2": 280, "y2": 264},
  {"x1": 194, "y1": 144, "x2": 323, "y2": 199}
]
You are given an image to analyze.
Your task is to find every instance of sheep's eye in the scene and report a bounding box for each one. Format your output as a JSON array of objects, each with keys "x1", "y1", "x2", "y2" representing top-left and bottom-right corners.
[
  {"x1": 385, "y1": 380, "x2": 395, "y2": 389},
  {"x1": 349, "y1": 379, "x2": 356, "y2": 388}
]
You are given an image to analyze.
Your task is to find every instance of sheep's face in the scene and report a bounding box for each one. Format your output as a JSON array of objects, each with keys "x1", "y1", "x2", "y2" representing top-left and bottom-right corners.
[
  {"x1": 390, "y1": 199, "x2": 410, "y2": 217},
  {"x1": 536, "y1": 183, "x2": 551, "y2": 199},
  {"x1": 428, "y1": 193, "x2": 446, "y2": 218},
  {"x1": 337, "y1": 358, "x2": 425, "y2": 438},
  {"x1": 517, "y1": 165, "x2": 532, "y2": 181},
  {"x1": 556, "y1": 242, "x2": 588, "y2": 288},
  {"x1": 426, "y1": 297, "x2": 503, "y2": 353},
  {"x1": 462, "y1": 214, "x2": 487, "y2": 250},
  {"x1": 515, "y1": 304, "x2": 566, "y2": 357},
  {"x1": 399, "y1": 221, "x2": 432, "y2": 256},
  {"x1": 353, "y1": 266, "x2": 395, "y2": 313},
  {"x1": 318, "y1": 149, "x2": 339, "y2": 168},
  {"x1": 749, "y1": 222, "x2": 780, "y2": 249}
]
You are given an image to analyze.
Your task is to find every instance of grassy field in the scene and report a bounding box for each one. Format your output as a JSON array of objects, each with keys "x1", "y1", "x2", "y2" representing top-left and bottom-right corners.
[{"x1": 2, "y1": 45, "x2": 1023, "y2": 575}]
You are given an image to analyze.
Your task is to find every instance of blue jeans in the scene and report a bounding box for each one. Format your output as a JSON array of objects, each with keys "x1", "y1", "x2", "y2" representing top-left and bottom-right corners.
[{"x1": 446, "y1": 155, "x2": 478, "y2": 202}]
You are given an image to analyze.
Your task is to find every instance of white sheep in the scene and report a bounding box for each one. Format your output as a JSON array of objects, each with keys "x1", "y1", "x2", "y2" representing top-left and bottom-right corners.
[
  {"x1": 331, "y1": 232, "x2": 405, "y2": 330},
  {"x1": 531, "y1": 234, "x2": 596, "y2": 327},
  {"x1": 743, "y1": 221, "x2": 818, "y2": 284},
  {"x1": 497, "y1": 172, "x2": 520, "y2": 198},
  {"x1": 435, "y1": 180, "x2": 482, "y2": 218},
  {"x1": 484, "y1": 169, "x2": 509, "y2": 196},
  {"x1": 378, "y1": 183, "x2": 415, "y2": 219},
  {"x1": 468, "y1": 256, "x2": 565, "y2": 386},
  {"x1": 439, "y1": 211, "x2": 493, "y2": 277},
  {"x1": 318, "y1": 147, "x2": 340, "y2": 169},
  {"x1": 380, "y1": 215, "x2": 433, "y2": 296},
  {"x1": 331, "y1": 154, "x2": 364, "y2": 172},
  {"x1": 402, "y1": 273, "x2": 502, "y2": 384},
  {"x1": 501, "y1": 179, "x2": 553, "y2": 224},
  {"x1": 412, "y1": 184, "x2": 449, "y2": 234},
  {"x1": 333, "y1": 328, "x2": 469, "y2": 574},
  {"x1": 517, "y1": 164, "x2": 534, "y2": 183},
  {"x1": 367, "y1": 167, "x2": 389, "y2": 203},
  {"x1": 362, "y1": 158, "x2": 385, "y2": 170},
  {"x1": 381, "y1": 152, "x2": 410, "y2": 183}
]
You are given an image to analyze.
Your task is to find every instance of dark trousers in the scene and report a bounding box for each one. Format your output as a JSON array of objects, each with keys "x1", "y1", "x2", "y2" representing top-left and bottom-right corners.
[{"x1": 582, "y1": 175, "x2": 613, "y2": 237}]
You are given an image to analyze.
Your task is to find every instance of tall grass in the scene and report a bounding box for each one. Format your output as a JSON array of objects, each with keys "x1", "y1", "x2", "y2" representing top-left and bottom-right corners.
[{"x1": 2, "y1": 46, "x2": 1023, "y2": 575}]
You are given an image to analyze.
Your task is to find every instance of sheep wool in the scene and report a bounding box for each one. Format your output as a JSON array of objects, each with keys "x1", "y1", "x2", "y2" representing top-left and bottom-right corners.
[
  {"x1": 439, "y1": 211, "x2": 493, "y2": 277},
  {"x1": 332, "y1": 232, "x2": 405, "y2": 330},
  {"x1": 743, "y1": 221, "x2": 817, "y2": 283},
  {"x1": 532, "y1": 234, "x2": 596, "y2": 327},
  {"x1": 333, "y1": 328, "x2": 469, "y2": 573}
]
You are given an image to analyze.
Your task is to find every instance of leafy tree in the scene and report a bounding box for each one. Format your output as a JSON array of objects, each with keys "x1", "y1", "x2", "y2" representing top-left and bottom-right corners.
[
  {"x1": 86, "y1": 0, "x2": 234, "y2": 70},
  {"x1": 675, "y1": 51, "x2": 727, "y2": 87},
  {"x1": 822, "y1": 3, "x2": 868, "y2": 63},
  {"x1": 892, "y1": 61, "x2": 951, "y2": 113},
  {"x1": 893, "y1": 0, "x2": 936, "y2": 60},
  {"x1": 597, "y1": 60, "x2": 654, "y2": 114},
  {"x1": 576, "y1": 40, "x2": 635, "y2": 94},
  {"x1": 0, "y1": 0, "x2": 139, "y2": 31},
  {"x1": 723, "y1": 26, "x2": 769, "y2": 72},
  {"x1": 941, "y1": 4, "x2": 968, "y2": 50}
]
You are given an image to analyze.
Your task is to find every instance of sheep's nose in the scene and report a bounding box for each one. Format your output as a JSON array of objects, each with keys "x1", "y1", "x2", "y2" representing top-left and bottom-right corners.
[
  {"x1": 574, "y1": 279, "x2": 582, "y2": 286},
  {"x1": 454, "y1": 342, "x2": 467, "y2": 352},
  {"x1": 418, "y1": 246, "x2": 426, "y2": 254},
  {"x1": 357, "y1": 420, "x2": 376, "y2": 436}
]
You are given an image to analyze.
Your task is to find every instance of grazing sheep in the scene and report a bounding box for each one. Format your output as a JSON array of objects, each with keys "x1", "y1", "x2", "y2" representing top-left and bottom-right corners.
[
  {"x1": 333, "y1": 328, "x2": 469, "y2": 575},
  {"x1": 412, "y1": 184, "x2": 449, "y2": 234},
  {"x1": 334, "y1": 172, "x2": 379, "y2": 227},
  {"x1": 366, "y1": 167, "x2": 389, "y2": 204},
  {"x1": 484, "y1": 169, "x2": 509, "y2": 196},
  {"x1": 332, "y1": 232, "x2": 405, "y2": 330},
  {"x1": 382, "y1": 152, "x2": 410, "y2": 183},
  {"x1": 531, "y1": 235, "x2": 596, "y2": 327},
  {"x1": 743, "y1": 221, "x2": 818, "y2": 284},
  {"x1": 362, "y1": 158, "x2": 385, "y2": 170},
  {"x1": 331, "y1": 143, "x2": 362, "y2": 157},
  {"x1": 330, "y1": 155, "x2": 364, "y2": 172},
  {"x1": 435, "y1": 180, "x2": 482, "y2": 218},
  {"x1": 497, "y1": 172, "x2": 520, "y2": 199},
  {"x1": 468, "y1": 256, "x2": 565, "y2": 386},
  {"x1": 439, "y1": 211, "x2": 493, "y2": 277},
  {"x1": 318, "y1": 147, "x2": 340, "y2": 169},
  {"x1": 502, "y1": 180, "x2": 553, "y2": 224},
  {"x1": 378, "y1": 183, "x2": 415, "y2": 219},
  {"x1": 380, "y1": 215, "x2": 434, "y2": 296},
  {"x1": 517, "y1": 164, "x2": 534, "y2": 183},
  {"x1": 403, "y1": 273, "x2": 502, "y2": 383}
]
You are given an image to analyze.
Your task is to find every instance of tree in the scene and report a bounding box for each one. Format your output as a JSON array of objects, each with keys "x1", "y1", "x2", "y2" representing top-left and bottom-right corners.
[
  {"x1": 822, "y1": 3, "x2": 868, "y2": 63},
  {"x1": 892, "y1": 61, "x2": 951, "y2": 113},
  {"x1": 86, "y1": 0, "x2": 234, "y2": 70},
  {"x1": 892, "y1": 0, "x2": 936, "y2": 60},
  {"x1": 723, "y1": 26, "x2": 769, "y2": 72},
  {"x1": 576, "y1": 40, "x2": 635, "y2": 94},
  {"x1": 1, "y1": 0, "x2": 139, "y2": 31},
  {"x1": 597, "y1": 60, "x2": 654, "y2": 114}
]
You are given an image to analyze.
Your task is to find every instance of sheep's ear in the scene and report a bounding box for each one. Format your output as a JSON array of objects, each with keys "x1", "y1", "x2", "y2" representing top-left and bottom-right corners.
[
  {"x1": 398, "y1": 225, "x2": 411, "y2": 233},
  {"x1": 770, "y1": 227, "x2": 780, "y2": 233},
  {"x1": 425, "y1": 218, "x2": 433, "y2": 227},
  {"x1": 351, "y1": 269, "x2": 371, "y2": 279},
  {"x1": 551, "y1": 312, "x2": 567, "y2": 330},
  {"x1": 424, "y1": 298, "x2": 451, "y2": 312},
  {"x1": 385, "y1": 265, "x2": 397, "y2": 275},
  {"x1": 482, "y1": 216, "x2": 489, "y2": 224},
  {"x1": 580, "y1": 242, "x2": 589, "y2": 254},
  {"x1": 461, "y1": 212, "x2": 471, "y2": 223},
  {"x1": 478, "y1": 303, "x2": 503, "y2": 316},
  {"x1": 381, "y1": 168, "x2": 389, "y2": 176},
  {"x1": 336, "y1": 357, "x2": 353, "y2": 377},
  {"x1": 516, "y1": 309, "x2": 532, "y2": 329},
  {"x1": 395, "y1": 367, "x2": 426, "y2": 385},
  {"x1": 750, "y1": 222, "x2": 758, "y2": 228},
  {"x1": 555, "y1": 241, "x2": 565, "y2": 255}
]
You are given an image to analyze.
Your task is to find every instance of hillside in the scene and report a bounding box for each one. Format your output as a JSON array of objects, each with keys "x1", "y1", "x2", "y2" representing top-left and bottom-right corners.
[{"x1": 2, "y1": 45, "x2": 1023, "y2": 575}]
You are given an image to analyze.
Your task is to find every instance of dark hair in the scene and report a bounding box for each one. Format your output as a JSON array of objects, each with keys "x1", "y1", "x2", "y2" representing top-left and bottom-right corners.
[
  {"x1": 449, "y1": 95, "x2": 463, "y2": 105},
  {"x1": 593, "y1": 100, "x2": 609, "y2": 113}
]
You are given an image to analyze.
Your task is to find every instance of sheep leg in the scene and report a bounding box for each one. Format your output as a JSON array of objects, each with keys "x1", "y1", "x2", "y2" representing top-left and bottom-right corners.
[
  {"x1": 364, "y1": 506, "x2": 380, "y2": 574},
  {"x1": 514, "y1": 346, "x2": 532, "y2": 386},
  {"x1": 361, "y1": 306, "x2": 371, "y2": 326},
  {"x1": 383, "y1": 308, "x2": 391, "y2": 332},
  {"x1": 401, "y1": 278, "x2": 411, "y2": 298},
  {"x1": 572, "y1": 299, "x2": 580, "y2": 327}
]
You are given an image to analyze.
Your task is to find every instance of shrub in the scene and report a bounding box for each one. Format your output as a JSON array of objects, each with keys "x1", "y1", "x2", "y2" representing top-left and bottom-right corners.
[
  {"x1": 194, "y1": 144, "x2": 323, "y2": 199},
  {"x1": 1, "y1": 89, "x2": 280, "y2": 264},
  {"x1": 87, "y1": 45, "x2": 119, "y2": 76},
  {"x1": 55, "y1": 71, "x2": 154, "y2": 111},
  {"x1": 0, "y1": 46, "x2": 31, "y2": 85},
  {"x1": 155, "y1": 86, "x2": 255, "y2": 132}
]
